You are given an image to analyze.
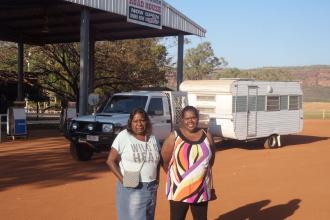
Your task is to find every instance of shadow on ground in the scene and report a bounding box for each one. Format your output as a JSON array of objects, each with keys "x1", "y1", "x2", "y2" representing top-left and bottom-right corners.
[
  {"x1": 215, "y1": 135, "x2": 329, "y2": 151},
  {"x1": 0, "y1": 130, "x2": 109, "y2": 191},
  {"x1": 0, "y1": 128, "x2": 62, "y2": 142},
  {"x1": 215, "y1": 199, "x2": 301, "y2": 220}
]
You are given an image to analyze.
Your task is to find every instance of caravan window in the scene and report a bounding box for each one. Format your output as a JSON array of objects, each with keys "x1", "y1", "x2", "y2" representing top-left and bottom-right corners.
[
  {"x1": 289, "y1": 96, "x2": 299, "y2": 110},
  {"x1": 280, "y1": 96, "x2": 288, "y2": 110},
  {"x1": 248, "y1": 96, "x2": 257, "y2": 111},
  {"x1": 266, "y1": 96, "x2": 280, "y2": 111},
  {"x1": 257, "y1": 96, "x2": 265, "y2": 111},
  {"x1": 232, "y1": 96, "x2": 247, "y2": 112},
  {"x1": 299, "y1": 95, "x2": 303, "y2": 109}
]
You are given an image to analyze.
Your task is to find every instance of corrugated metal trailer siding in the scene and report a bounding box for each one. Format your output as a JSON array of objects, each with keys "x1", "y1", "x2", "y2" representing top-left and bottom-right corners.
[
  {"x1": 234, "y1": 111, "x2": 302, "y2": 140},
  {"x1": 255, "y1": 111, "x2": 302, "y2": 136},
  {"x1": 233, "y1": 81, "x2": 303, "y2": 96},
  {"x1": 232, "y1": 81, "x2": 303, "y2": 140},
  {"x1": 64, "y1": 0, "x2": 206, "y2": 36},
  {"x1": 233, "y1": 113, "x2": 247, "y2": 139},
  {"x1": 182, "y1": 79, "x2": 303, "y2": 140}
]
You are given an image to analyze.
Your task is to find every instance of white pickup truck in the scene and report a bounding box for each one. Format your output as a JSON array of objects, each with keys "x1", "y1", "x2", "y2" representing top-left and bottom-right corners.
[{"x1": 66, "y1": 91, "x2": 187, "y2": 161}]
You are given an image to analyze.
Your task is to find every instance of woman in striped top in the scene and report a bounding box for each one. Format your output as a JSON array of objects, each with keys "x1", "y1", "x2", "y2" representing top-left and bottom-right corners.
[{"x1": 161, "y1": 106, "x2": 216, "y2": 220}]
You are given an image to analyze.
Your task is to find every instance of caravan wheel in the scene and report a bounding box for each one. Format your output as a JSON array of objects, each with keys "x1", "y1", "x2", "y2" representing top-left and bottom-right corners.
[{"x1": 264, "y1": 135, "x2": 278, "y2": 149}]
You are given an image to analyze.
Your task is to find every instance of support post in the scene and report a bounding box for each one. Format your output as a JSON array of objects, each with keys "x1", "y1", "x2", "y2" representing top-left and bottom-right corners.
[
  {"x1": 88, "y1": 33, "x2": 95, "y2": 114},
  {"x1": 79, "y1": 7, "x2": 90, "y2": 116},
  {"x1": 176, "y1": 34, "x2": 184, "y2": 91},
  {"x1": 88, "y1": 32, "x2": 95, "y2": 94},
  {"x1": 17, "y1": 41, "x2": 24, "y2": 101},
  {"x1": 0, "y1": 115, "x2": 2, "y2": 142}
]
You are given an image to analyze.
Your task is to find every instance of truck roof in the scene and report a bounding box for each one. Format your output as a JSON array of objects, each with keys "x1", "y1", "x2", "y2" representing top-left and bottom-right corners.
[{"x1": 113, "y1": 91, "x2": 167, "y2": 97}]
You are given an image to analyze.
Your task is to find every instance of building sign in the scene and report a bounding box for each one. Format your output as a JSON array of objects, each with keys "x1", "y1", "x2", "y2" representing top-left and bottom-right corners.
[{"x1": 127, "y1": 0, "x2": 162, "y2": 29}]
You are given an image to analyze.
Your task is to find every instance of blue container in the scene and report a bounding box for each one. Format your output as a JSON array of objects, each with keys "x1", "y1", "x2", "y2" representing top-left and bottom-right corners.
[{"x1": 15, "y1": 119, "x2": 27, "y2": 135}]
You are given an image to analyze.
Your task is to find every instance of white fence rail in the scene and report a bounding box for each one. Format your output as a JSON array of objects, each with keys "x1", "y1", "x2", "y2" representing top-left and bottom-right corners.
[{"x1": 304, "y1": 110, "x2": 330, "y2": 120}]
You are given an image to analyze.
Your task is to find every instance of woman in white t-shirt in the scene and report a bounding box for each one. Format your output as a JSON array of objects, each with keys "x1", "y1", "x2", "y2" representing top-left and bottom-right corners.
[{"x1": 107, "y1": 108, "x2": 161, "y2": 220}]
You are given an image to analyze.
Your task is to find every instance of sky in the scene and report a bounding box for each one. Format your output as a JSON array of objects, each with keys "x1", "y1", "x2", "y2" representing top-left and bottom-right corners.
[{"x1": 165, "y1": 0, "x2": 330, "y2": 69}]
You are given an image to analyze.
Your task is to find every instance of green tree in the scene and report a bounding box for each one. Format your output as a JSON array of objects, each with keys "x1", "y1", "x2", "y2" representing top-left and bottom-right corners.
[
  {"x1": 184, "y1": 41, "x2": 226, "y2": 80},
  {"x1": 94, "y1": 39, "x2": 169, "y2": 96},
  {"x1": 213, "y1": 67, "x2": 294, "y2": 81},
  {"x1": 0, "y1": 42, "x2": 48, "y2": 103},
  {"x1": 27, "y1": 43, "x2": 80, "y2": 103},
  {"x1": 0, "y1": 39, "x2": 170, "y2": 105},
  {"x1": 214, "y1": 68, "x2": 242, "y2": 79},
  {"x1": 0, "y1": 41, "x2": 17, "y2": 72}
]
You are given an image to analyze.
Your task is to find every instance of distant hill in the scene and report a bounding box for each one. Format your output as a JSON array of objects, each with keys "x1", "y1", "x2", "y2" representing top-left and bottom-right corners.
[{"x1": 212, "y1": 65, "x2": 330, "y2": 102}]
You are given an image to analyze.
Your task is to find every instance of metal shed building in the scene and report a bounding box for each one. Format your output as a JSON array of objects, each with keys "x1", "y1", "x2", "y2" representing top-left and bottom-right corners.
[{"x1": 0, "y1": 0, "x2": 206, "y2": 114}]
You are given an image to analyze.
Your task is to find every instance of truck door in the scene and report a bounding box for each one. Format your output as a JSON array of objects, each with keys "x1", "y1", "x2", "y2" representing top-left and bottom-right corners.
[
  {"x1": 247, "y1": 86, "x2": 258, "y2": 137},
  {"x1": 147, "y1": 97, "x2": 171, "y2": 141}
]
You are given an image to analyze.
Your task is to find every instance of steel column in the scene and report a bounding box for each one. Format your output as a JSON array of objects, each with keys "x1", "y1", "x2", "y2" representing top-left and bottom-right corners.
[
  {"x1": 17, "y1": 41, "x2": 24, "y2": 101},
  {"x1": 176, "y1": 34, "x2": 184, "y2": 91},
  {"x1": 88, "y1": 32, "x2": 95, "y2": 94},
  {"x1": 79, "y1": 8, "x2": 90, "y2": 115}
]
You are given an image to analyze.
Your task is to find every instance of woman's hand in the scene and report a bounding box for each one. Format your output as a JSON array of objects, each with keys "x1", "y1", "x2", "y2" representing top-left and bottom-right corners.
[
  {"x1": 160, "y1": 131, "x2": 176, "y2": 172},
  {"x1": 206, "y1": 129, "x2": 216, "y2": 167},
  {"x1": 106, "y1": 148, "x2": 123, "y2": 183}
]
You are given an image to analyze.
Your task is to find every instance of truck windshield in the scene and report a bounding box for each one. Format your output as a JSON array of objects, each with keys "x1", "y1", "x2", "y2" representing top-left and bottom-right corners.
[{"x1": 102, "y1": 95, "x2": 148, "y2": 114}]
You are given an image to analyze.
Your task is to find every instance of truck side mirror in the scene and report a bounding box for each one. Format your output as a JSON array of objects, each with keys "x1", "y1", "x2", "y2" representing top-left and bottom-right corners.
[
  {"x1": 88, "y1": 93, "x2": 99, "y2": 115},
  {"x1": 88, "y1": 93, "x2": 99, "y2": 106}
]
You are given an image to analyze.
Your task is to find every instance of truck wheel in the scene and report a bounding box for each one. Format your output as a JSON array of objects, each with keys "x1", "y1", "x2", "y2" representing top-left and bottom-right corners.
[
  {"x1": 70, "y1": 142, "x2": 94, "y2": 161},
  {"x1": 264, "y1": 135, "x2": 278, "y2": 149}
]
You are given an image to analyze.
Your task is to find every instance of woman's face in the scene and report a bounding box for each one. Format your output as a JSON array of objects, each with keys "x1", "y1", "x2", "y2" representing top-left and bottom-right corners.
[
  {"x1": 182, "y1": 110, "x2": 199, "y2": 132},
  {"x1": 131, "y1": 113, "x2": 147, "y2": 135}
]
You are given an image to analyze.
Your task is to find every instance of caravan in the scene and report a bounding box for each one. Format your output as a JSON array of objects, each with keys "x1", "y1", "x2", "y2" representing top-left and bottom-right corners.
[{"x1": 180, "y1": 79, "x2": 303, "y2": 148}]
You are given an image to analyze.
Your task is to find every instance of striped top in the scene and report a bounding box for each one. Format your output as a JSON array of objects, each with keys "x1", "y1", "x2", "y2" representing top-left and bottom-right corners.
[{"x1": 166, "y1": 129, "x2": 213, "y2": 203}]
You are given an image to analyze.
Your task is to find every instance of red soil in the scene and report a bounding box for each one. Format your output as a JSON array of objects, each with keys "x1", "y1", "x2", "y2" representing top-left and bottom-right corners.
[{"x1": 0, "y1": 120, "x2": 329, "y2": 220}]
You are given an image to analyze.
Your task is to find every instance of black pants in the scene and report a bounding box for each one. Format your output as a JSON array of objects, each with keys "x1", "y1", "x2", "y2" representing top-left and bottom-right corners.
[{"x1": 169, "y1": 200, "x2": 208, "y2": 220}]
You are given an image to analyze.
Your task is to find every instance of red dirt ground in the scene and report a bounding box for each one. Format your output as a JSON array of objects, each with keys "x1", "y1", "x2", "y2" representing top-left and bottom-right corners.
[{"x1": 0, "y1": 120, "x2": 330, "y2": 220}]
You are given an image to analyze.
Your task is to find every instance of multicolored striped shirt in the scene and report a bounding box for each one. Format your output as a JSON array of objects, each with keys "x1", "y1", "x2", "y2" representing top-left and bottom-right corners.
[{"x1": 166, "y1": 129, "x2": 213, "y2": 203}]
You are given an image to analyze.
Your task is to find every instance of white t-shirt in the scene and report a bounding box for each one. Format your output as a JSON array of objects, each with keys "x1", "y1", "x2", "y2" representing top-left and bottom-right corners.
[{"x1": 112, "y1": 129, "x2": 160, "y2": 183}]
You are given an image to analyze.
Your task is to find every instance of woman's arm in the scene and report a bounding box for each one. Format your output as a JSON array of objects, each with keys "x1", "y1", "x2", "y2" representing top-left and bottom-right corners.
[
  {"x1": 106, "y1": 148, "x2": 123, "y2": 183},
  {"x1": 160, "y1": 132, "x2": 175, "y2": 172},
  {"x1": 206, "y1": 130, "x2": 216, "y2": 167}
]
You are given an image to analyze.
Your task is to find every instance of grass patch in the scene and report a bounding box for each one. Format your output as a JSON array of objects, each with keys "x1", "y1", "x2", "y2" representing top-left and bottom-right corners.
[{"x1": 304, "y1": 111, "x2": 330, "y2": 119}]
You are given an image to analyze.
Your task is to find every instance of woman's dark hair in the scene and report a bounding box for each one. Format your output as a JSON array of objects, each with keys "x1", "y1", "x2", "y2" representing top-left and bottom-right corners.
[
  {"x1": 127, "y1": 108, "x2": 152, "y2": 135},
  {"x1": 181, "y1": 105, "x2": 199, "y2": 119}
]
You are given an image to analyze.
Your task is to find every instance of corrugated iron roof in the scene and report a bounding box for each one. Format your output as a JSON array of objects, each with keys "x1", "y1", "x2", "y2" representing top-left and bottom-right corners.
[
  {"x1": 64, "y1": 0, "x2": 206, "y2": 36},
  {"x1": 0, "y1": 0, "x2": 206, "y2": 44}
]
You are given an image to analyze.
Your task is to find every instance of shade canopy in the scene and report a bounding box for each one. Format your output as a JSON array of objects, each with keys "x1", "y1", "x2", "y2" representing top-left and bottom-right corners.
[
  {"x1": 0, "y1": 0, "x2": 206, "y2": 44},
  {"x1": 0, "y1": 0, "x2": 207, "y2": 115}
]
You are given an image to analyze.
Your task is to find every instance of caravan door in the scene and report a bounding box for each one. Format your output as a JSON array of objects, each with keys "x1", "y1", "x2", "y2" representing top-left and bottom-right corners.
[{"x1": 247, "y1": 86, "x2": 258, "y2": 137}]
